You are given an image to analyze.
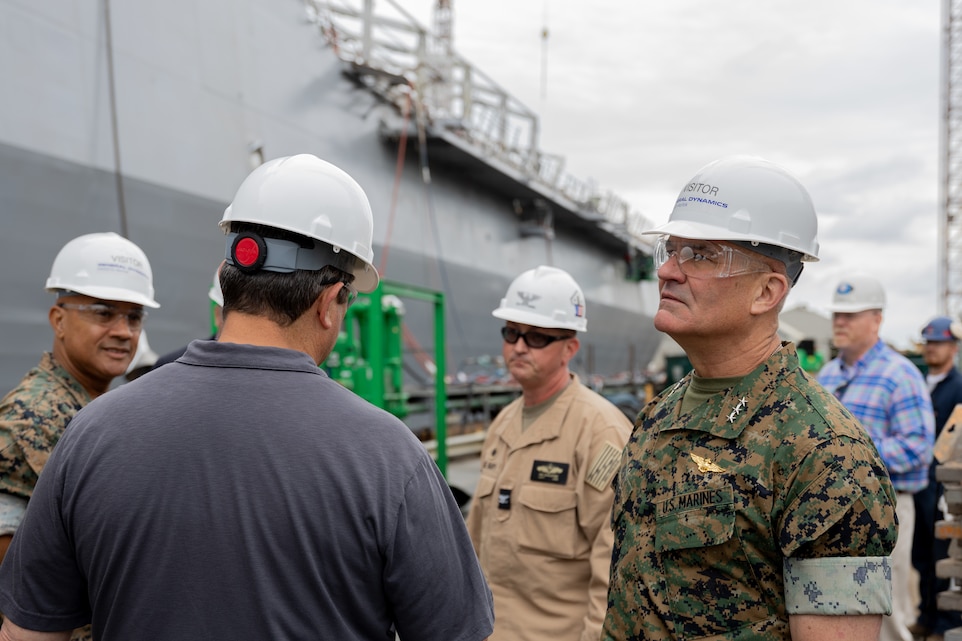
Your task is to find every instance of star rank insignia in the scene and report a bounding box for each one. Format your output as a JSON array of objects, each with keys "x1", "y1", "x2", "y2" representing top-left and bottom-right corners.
[
  {"x1": 727, "y1": 396, "x2": 748, "y2": 423},
  {"x1": 690, "y1": 453, "x2": 725, "y2": 473}
]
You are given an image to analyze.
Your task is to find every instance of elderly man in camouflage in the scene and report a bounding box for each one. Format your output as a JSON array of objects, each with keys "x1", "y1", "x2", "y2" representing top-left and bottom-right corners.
[
  {"x1": 603, "y1": 156, "x2": 897, "y2": 641},
  {"x1": 0, "y1": 233, "x2": 158, "y2": 640}
]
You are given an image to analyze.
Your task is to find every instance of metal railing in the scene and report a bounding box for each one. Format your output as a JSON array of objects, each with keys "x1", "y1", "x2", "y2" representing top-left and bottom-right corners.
[{"x1": 304, "y1": 0, "x2": 654, "y2": 248}]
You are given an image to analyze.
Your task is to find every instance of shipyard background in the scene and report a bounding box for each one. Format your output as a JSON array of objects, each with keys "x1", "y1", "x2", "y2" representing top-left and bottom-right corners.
[
  {"x1": 0, "y1": 0, "x2": 949, "y2": 470},
  {"x1": 0, "y1": 1, "x2": 954, "y2": 635}
]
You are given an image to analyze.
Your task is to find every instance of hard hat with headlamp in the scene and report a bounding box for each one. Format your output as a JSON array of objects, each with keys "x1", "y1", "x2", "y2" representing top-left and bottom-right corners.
[{"x1": 219, "y1": 154, "x2": 379, "y2": 293}]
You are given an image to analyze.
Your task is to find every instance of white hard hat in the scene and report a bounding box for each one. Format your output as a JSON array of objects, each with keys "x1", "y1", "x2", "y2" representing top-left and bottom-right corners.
[
  {"x1": 219, "y1": 154, "x2": 379, "y2": 293},
  {"x1": 827, "y1": 274, "x2": 885, "y2": 313},
  {"x1": 45, "y1": 232, "x2": 160, "y2": 308},
  {"x1": 208, "y1": 268, "x2": 224, "y2": 307},
  {"x1": 492, "y1": 266, "x2": 587, "y2": 332},
  {"x1": 125, "y1": 330, "x2": 159, "y2": 375},
  {"x1": 644, "y1": 155, "x2": 820, "y2": 262}
]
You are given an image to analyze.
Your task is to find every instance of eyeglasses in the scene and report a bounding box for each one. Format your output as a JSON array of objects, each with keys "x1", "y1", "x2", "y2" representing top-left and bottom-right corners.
[
  {"x1": 57, "y1": 303, "x2": 147, "y2": 331},
  {"x1": 653, "y1": 235, "x2": 773, "y2": 279},
  {"x1": 342, "y1": 281, "x2": 358, "y2": 307},
  {"x1": 501, "y1": 326, "x2": 572, "y2": 349}
]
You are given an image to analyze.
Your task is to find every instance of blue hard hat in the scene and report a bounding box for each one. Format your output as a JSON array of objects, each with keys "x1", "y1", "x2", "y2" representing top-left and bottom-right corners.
[{"x1": 922, "y1": 316, "x2": 958, "y2": 342}]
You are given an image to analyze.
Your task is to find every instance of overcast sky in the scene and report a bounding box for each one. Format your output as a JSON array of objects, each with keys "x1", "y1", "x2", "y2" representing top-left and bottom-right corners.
[{"x1": 405, "y1": 0, "x2": 943, "y2": 350}]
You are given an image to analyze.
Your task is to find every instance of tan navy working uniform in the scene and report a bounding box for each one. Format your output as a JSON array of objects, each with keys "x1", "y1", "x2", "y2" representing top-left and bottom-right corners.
[{"x1": 466, "y1": 374, "x2": 631, "y2": 641}]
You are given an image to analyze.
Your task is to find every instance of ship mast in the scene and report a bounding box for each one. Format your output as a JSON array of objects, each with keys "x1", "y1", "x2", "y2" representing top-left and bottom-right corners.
[
  {"x1": 430, "y1": 0, "x2": 454, "y2": 115},
  {"x1": 433, "y1": 0, "x2": 452, "y2": 55}
]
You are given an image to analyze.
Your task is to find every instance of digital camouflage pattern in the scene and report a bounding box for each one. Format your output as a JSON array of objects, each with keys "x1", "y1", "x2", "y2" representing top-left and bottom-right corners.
[
  {"x1": 0, "y1": 352, "x2": 90, "y2": 498},
  {"x1": 603, "y1": 344, "x2": 897, "y2": 640},
  {"x1": 783, "y1": 556, "x2": 892, "y2": 614},
  {"x1": 0, "y1": 352, "x2": 94, "y2": 641}
]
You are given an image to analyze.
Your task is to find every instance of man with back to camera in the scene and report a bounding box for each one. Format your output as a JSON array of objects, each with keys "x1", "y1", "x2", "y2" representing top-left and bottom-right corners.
[
  {"x1": 0, "y1": 232, "x2": 158, "y2": 641},
  {"x1": 0, "y1": 154, "x2": 494, "y2": 641},
  {"x1": 465, "y1": 265, "x2": 632, "y2": 641},
  {"x1": 818, "y1": 275, "x2": 935, "y2": 641},
  {"x1": 909, "y1": 316, "x2": 962, "y2": 641},
  {"x1": 604, "y1": 156, "x2": 898, "y2": 641}
]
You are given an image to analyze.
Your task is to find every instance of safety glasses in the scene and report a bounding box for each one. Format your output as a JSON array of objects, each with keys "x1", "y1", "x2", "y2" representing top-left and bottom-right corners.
[
  {"x1": 342, "y1": 281, "x2": 358, "y2": 307},
  {"x1": 653, "y1": 235, "x2": 773, "y2": 279},
  {"x1": 501, "y1": 326, "x2": 572, "y2": 349},
  {"x1": 57, "y1": 303, "x2": 147, "y2": 332}
]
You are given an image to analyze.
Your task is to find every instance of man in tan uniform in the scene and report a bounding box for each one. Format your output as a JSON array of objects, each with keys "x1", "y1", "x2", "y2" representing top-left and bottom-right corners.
[{"x1": 466, "y1": 265, "x2": 632, "y2": 641}]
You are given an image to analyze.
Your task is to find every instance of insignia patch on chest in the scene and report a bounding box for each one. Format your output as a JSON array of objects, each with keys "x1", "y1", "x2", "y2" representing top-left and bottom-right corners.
[
  {"x1": 585, "y1": 441, "x2": 623, "y2": 491},
  {"x1": 690, "y1": 452, "x2": 725, "y2": 473},
  {"x1": 530, "y1": 460, "x2": 569, "y2": 484}
]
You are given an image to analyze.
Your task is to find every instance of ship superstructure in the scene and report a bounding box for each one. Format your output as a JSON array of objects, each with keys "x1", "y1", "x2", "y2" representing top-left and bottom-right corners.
[{"x1": 0, "y1": 0, "x2": 661, "y2": 396}]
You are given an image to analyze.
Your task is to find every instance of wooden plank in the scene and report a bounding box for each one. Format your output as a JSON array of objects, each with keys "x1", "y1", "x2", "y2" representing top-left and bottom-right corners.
[
  {"x1": 937, "y1": 519, "x2": 962, "y2": 541},
  {"x1": 938, "y1": 589, "x2": 962, "y2": 612},
  {"x1": 937, "y1": 558, "x2": 962, "y2": 579},
  {"x1": 938, "y1": 462, "x2": 962, "y2": 483},
  {"x1": 945, "y1": 486, "x2": 962, "y2": 512},
  {"x1": 936, "y1": 404, "x2": 962, "y2": 463}
]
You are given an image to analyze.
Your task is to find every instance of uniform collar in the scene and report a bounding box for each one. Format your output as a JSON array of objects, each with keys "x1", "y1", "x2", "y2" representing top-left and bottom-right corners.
[
  {"x1": 178, "y1": 339, "x2": 327, "y2": 377},
  {"x1": 496, "y1": 374, "x2": 582, "y2": 449},
  {"x1": 40, "y1": 352, "x2": 93, "y2": 404},
  {"x1": 661, "y1": 343, "x2": 799, "y2": 440}
]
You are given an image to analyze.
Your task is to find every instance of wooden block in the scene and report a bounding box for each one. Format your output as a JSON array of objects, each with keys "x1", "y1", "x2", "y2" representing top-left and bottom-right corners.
[
  {"x1": 952, "y1": 539, "x2": 962, "y2": 559},
  {"x1": 939, "y1": 463, "x2": 962, "y2": 483},
  {"x1": 938, "y1": 519, "x2": 962, "y2": 541},
  {"x1": 938, "y1": 558, "x2": 962, "y2": 579},
  {"x1": 946, "y1": 486, "x2": 962, "y2": 510},
  {"x1": 946, "y1": 628, "x2": 962, "y2": 641},
  {"x1": 938, "y1": 589, "x2": 962, "y2": 612},
  {"x1": 936, "y1": 405, "x2": 962, "y2": 463}
]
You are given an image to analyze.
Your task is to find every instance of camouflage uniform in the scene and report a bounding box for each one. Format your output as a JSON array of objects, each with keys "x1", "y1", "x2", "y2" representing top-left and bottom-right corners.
[
  {"x1": 603, "y1": 344, "x2": 897, "y2": 640},
  {"x1": 0, "y1": 352, "x2": 92, "y2": 641},
  {"x1": 0, "y1": 352, "x2": 90, "y2": 500}
]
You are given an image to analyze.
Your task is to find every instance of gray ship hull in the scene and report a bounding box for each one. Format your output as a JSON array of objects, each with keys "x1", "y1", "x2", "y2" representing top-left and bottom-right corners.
[{"x1": 0, "y1": 0, "x2": 661, "y2": 394}]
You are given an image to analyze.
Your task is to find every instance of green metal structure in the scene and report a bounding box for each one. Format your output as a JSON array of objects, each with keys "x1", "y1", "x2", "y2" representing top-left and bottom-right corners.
[{"x1": 325, "y1": 281, "x2": 451, "y2": 476}]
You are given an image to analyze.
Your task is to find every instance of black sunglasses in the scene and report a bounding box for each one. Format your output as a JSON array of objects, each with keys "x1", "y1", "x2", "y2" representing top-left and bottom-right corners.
[{"x1": 501, "y1": 326, "x2": 572, "y2": 349}]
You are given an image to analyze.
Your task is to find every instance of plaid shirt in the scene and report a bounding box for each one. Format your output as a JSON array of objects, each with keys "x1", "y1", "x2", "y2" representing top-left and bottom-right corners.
[{"x1": 818, "y1": 339, "x2": 934, "y2": 492}]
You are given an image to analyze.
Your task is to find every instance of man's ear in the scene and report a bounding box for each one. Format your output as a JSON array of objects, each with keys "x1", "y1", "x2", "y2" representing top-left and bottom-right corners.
[
  {"x1": 565, "y1": 335, "x2": 580, "y2": 358},
  {"x1": 49, "y1": 305, "x2": 66, "y2": 338},
  {"x1": 316, "y1": 283, "x2": 344, "y2": 330},
  {"x1": 751, "y1": 272, "x2": 789, "y2": 316}
]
